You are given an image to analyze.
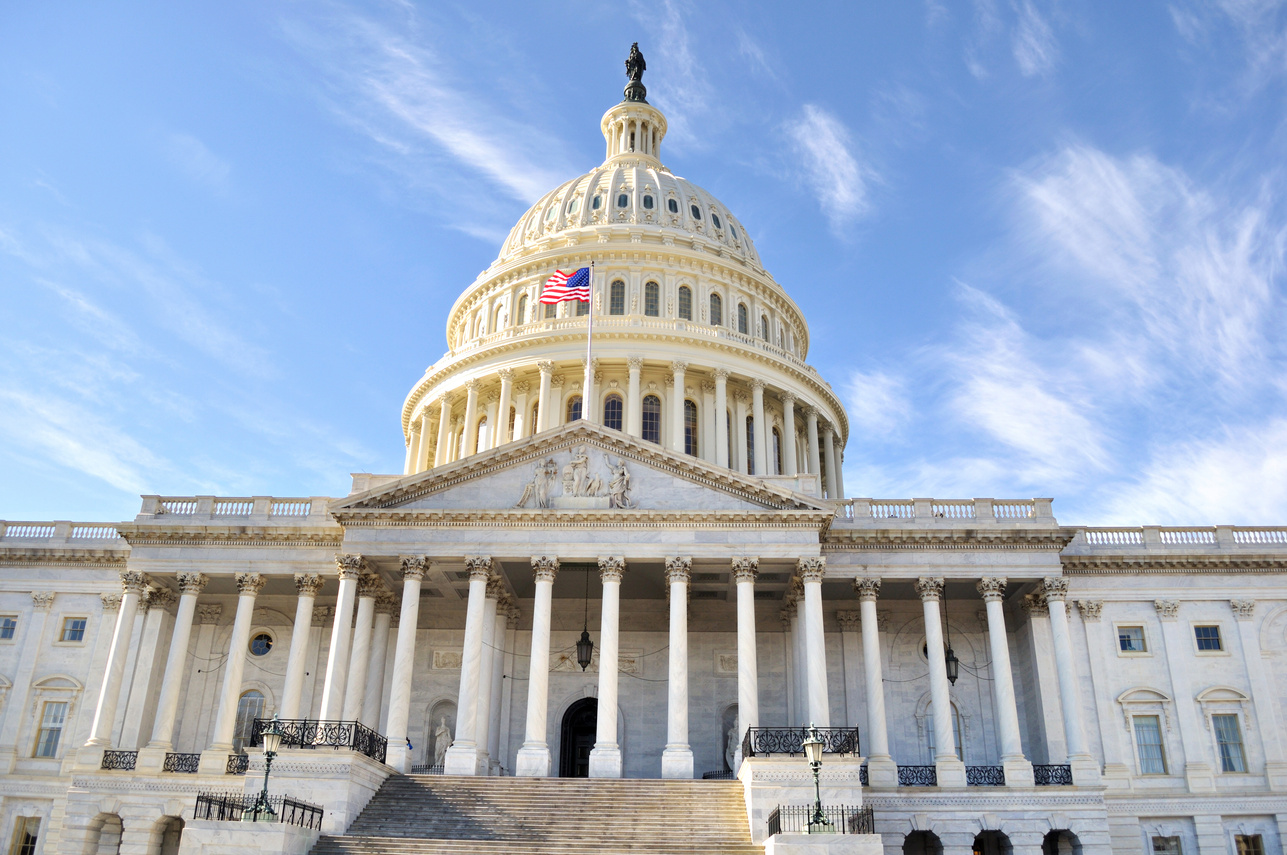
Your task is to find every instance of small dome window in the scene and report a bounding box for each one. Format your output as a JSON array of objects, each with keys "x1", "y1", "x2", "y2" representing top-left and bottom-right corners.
[
  {"x1": 545, "y1": 206, "x2": 557, "y2": 222},
  {"x1": 617, "y1": 193, "x2": 630, "y2": 208},
  {"x1": 643, "y1": 195, "x2": 654, "y2": 209},
  {"x1": 592, "y1": 195, "x2": 602, "y2": 210},
  {"x1": 566, "y1": 197, "x2": 579, "y2": 214},
  {"x1": 729, "y1": 224, "x2": 737, "y2": 239},
  {"x1": 712, "y1": 213, "x2": 722, "y2": 229},
  {"x1": 690, "y1": 204, "x2": 702, "y2": 220},
  {"x1": 249, "y1": 633, "x2": 273, "y2": 656},
  {"x1": 667, "y1": 198, "x2": 679, "y2": 214}
]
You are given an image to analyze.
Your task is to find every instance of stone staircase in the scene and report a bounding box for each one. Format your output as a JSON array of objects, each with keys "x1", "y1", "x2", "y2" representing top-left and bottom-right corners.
[{"x1": 310, "y1": 775, "x2": 763, "y2": 855}]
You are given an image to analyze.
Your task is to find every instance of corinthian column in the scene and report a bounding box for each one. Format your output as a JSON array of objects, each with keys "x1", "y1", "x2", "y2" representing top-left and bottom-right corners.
[
  {"x1": 670, "y1": 361, "x2": 687, "y2": 453},
  {"x1": 319, "y1": 555, "x2": 363, "y2": 721},
  {"x1": 417, "y1": 407, "x2": 433, "y2": 471},
  {"x1": 139, "y1": 573, "x2": 206, "y2": 766},
  {"x1": 626, "y1": 357, "x2": 643, "y2": 437},
  {"x1": 535, "y1": 361, "x2": 554, "y2": 434},
  {"x1": 781, "y1": 394, "x2": 798, "y2": 477},
  {"x1": 916, "y1": 576, "x2": 966, "y2": 786},
  {"x1": 750, "y1": 380, "x2": 768, "y2": 476},
  {"x1": 714, "y1": 369, "x2": 729, "y2": 467},
  {"x1": 434, "y1": 395, "x2": 452, "y2": 467},
  {"x1": 517, "y1": 556, "x2": 559, "y2": 776},
  {"x1": 385, "y1": 557, "x2": 427, "y2": 773},
  {"x1": 198, "y1": 572, "x2": 266, "y2": 773},
  {"x1": 855, "y1": 578, "x2": 897, "y2": 786},
  {"x1": 662, "y1": 556, "x2": 694, "y2": 779},
  {"x1": 1044, "y1": 577, "x2": 1098, "y2": 785},
  {"x1": 444, "y1": 556, "x2": 493, "y2": 775},
  {"x1": 343, "y1": 573, "x2": 383, "y2": 722},
  {"x1": 496, "y1": 369, "x2": 514, "y2": 444},
  {"x1": 797, "y1": 558, "x2": 830, "y2": 727},
  {"x1": 977, "y1": 577, "x2": 1034, "y2": 786},
  {"x1": 363, "y1": 591, "x2": 395, "y2": 730},
  {"x1": 280, "y1": 574, "x2": 324, "y2": 720},
  {"x1": 805, "y1": 407, "x2": 821, "y2": 478},
  {"x1": 590, "y1": 556, "x2": 626, "y2": 778},
  {"x1": 472, "y1": 579, "x2": 502, "y2": 773},
  {"x1": 733, "y1": 558, "x2": 760, "y2": 753},
  {"x1": 405, "y1": 423, "x2": 421, "y2": 475},
  {"x1": 463, "y1": 380, "x2": 482, "y2": 456},
  {"x1": 86, "y1": 570, "x2": 149, "y2": 747},
  {"x1": 821, "y1": 425, "x2": 839, "y2": 498}
]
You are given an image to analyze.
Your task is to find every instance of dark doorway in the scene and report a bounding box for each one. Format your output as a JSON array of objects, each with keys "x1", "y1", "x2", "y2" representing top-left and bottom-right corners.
[
  {"x1": 559, "y1": 698, "x2": 598, "y2": 777},
  {"x1": 904, "y1": 831, "x2": 943, "y2": 855}
]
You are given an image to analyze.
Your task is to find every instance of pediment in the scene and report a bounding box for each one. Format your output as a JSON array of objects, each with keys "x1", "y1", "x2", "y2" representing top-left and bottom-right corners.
[{"x1": 332, "y1": 422, "x2": 829, "y2": 517}]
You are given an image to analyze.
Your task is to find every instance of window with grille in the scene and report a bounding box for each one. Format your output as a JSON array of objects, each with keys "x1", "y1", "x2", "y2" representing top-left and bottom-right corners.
[
  {"x1": 609, "y1": 280, "x2": 625, "y2": 315},
  {"x1": 1194, "y1": 625, "x2": 1223, "y2": 651},
  {"x1": 760, "y1": 315, "x2": 769, "y2": 340},
  {"x1": 59, "y1": 618, "x2": 86, "y2": 643},
  {"x1": 567, "y1": 396, "x2": 583, "y2": 422},
  {"x1": 530, "y1": 406, "x2": 539, "y2": 437},
  {"x1": 678, "y1": 286, "x2": 692, "y2": 320},
  {"x1": 516, "y1": 294, "x2": 528, "y2": 323},
  {"x1": 709, "y1": 293, "x2": 722, "y2": 326},
  {"x1": 684, "y1": 400, "x2": 698, "y2": 456},
  {"x1": 737, "y1": 303, "x2": 748, "y2": 334},
  {"x1": 642, "y1": 395, "x2": 661, "y2": 444},
  {"x1": 1118, "y1": 626, "x2": 1146, "y2": 653},
  {"x1": 925, "y1": 703, "x2": 964, "y2": 761},
  {"x1": 1151, "y1": 837, "x2": 1181, "y2": 855},
  {"x1": 1212, "y1": 714, "x2": 1246, "y2": 772},
  {"x1": 0, "y1": 616, "x2": 16, "y2": 640},
  {"x1": 476, "y1": 415, "x2": 490, "y2": 450},
  {"x1": 1235, "y1": 835, "x2": 1265, "y2": 855},
  {"x1": 33, "y1": 701, "x2": 67, "y2": 758},
  {"x1": 575, "y1": 299, "x2": 589, "y2": 316},
  {"x1": 8, "y1": 816, "x2": 39, "y2": 855},
  {"x1": 544, "y1": 302, "x2": 557, "y2": 319},
  {"x1": 1134, "y1": 715, "x2": 1167, "y2": 774},
  {"x1": 745, "y1": 415, "x2": 755, "y2": 474},
  {"x1": 603, "y1": 395, "x2": 623, "y2": 431},
  {"x1": 249, "y1": 633, "x2": 273, "y2": 656},
  {"x1": 644, "y1": 282, "x2": 660, "y2": 317},
  {"x1": 508, "y1": 407, "x2": 517, "y2": 438},
  {"x1": 233, "y1": 691, "x2": 265, "y2": 754}
]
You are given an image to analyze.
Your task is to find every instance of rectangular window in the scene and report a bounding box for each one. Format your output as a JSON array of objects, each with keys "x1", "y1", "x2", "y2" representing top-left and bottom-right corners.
[
  {"x1": 33, "y1": 701, "x2": 67, "y2": 758},
  {"x1": 575, "y1": 299, "x2": 589, "y2": 316},
  {"x1": 8, "y1": 816, "x2": 40, "y2": 855},
  {"x1": 59, "y1": 617, "x2": 86, "y2": 643},
  {"x1": 1235, "y1": 835, "x2": 1264, "y2": 855},
  {"x1": 543, "y1": 302, "x2": 557, "y2": 319},
  {"x1": 1118, "y1": 626, "x2": 1146, "y2": 653},
  {"x1": 1134, "y1": 715, "x2": 1167, "y2": 774},
  {"x1": 0, "y1": 616, "x2": 16, "y2": 640},
  {"x1": 1194, "y1": 625, "x2": 1223, "y2": 651},
  {"x1": 1151, "y1": 838, "x2": 1181, "y2": 855},
  {"x1": 1212, "y1": 713, "x2": 1247, "y2": 772}
]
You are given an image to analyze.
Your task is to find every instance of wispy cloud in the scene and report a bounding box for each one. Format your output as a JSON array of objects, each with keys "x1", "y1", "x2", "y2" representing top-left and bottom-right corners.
[
  {"x1": 1012, "y1": 0, "x2": 1060, "y2": 76},
  {"x1": 786, "y1": 105, "x2": 875, "y2": 232},
  {"x1": 845, "y1": 370, "x2": 913, "y2": 437},
  {"x1": 962, "y1": 0, "x2": 1062, "y2": 79},
  {"x1": 162, "y1": 132, "x2": 231, "y2": 190},
  {"x1": 1171, "y1": 0, "x2": 1287, "y2": 92},
  {"x1": 629, "y1": 0, "x2": 715, "y2": 151}
]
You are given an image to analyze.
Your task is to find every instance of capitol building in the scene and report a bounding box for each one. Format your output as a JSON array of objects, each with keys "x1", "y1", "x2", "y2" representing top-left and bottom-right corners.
[{"x1": 1, "y1": 48, "x2": 1284, "y2": 855}]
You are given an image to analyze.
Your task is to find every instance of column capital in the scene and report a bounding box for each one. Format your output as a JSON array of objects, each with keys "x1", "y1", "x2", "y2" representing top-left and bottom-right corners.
[
  {"x1": 486, "y1": 577, "x2": 506, "y2": 600},
  {"x1": 408, "y1": 421, "x2": 421, "y2": 437},
  {"x1": 627, "y1": 356, "x2": 644, "y2": 371},
  {"x1": 597, "y1": 556, "x2": 626, "y2": 582},
  {"x1": 198, "y1": 604, "x2": 223, "y2": 624},
  {"x1": 375, "y1": 590, "x2": 399, "y2": 615},
  {"x1": 147, "y1": 587, "x2": 178, "y2": 612},
  {"x1": 466, "y1": 555, "x2": 494, "y2": 580},
  {"x1": 438, "y1": 393, "x2": 452, "y2": 407},
  {"x1": 400, "y1": 556, "x2": 429, "y2": 580},
  {"x1": 731, "y1": 556, "x2": 759, "y2": 582},
  {"x1": 357, "y1": 573, "x2": 385, "y2": 599},
  {"x1": 32, "y1": 591, "x2": 55, "y2": 611},
  {"x1": 780, "y1": 601, "x2": 797, "y2": 622},
  {"x1": 1153, "y1": 599, "x2": 1179, "y2": 620},
  {"x1": 1021, "y1": 591, "x2": 1048, "y2": 616},
  {"x1": 1231, "y1": 599, "x2": 1256, "y2": 620},
  {"x1": 498, "y1": 368, "x2": 515, "y2": 381},
  {"x1": 796, "y1": 557, "x2": 826, "y2": 582},
  {"x1": 700, "y1": 380, "x2": 716, "y2": 393},
  {"x1": 836, "y1": 610, "x2": 861, "y2": 632},
  {"x1": 335, "y1": 553, "x2": 366, "y2": 580},
  {"x1": 235, "y1": 572, "x2": 266, "y2": 596},
  {"x1": 1075, "y1": 599, "x2": 1103, "y2": 621},
  {"x1": 551, "y1": 374, "x2": 566, "y2": 387},
  {"x1": 1042, "y1": 577, "x2": 1070, "y2": 601},
  {"x1": 311, "y1": 605, "x2": 334, "y2": 627},
  {"x1": 515, "y1": 380, "x2": 531, "y2": 394},
  {"x1": 712, "y1": 368, "x2": 730, "y2": 381},
  {"x1": 465, "y1": 378, "x2": 482, "y2": 392},
  {"x1": 537, "y1": 360, "x2": 555, "y2": 375},
  {"x1": 506, "y1": 604, "x2": 522, "y2": 628},
  {"x1": 914, "y1": 576, "x2": 944, "y2": 602},
  {"x1": 819, "y1": 423, "x2": 834, "y2": 438},
  {"x1": 804, "y1": 406, "x2": 819, "y2": 418},
  {"x1": 853, "y1": 577, "x2": 882, "y2": 601},
  {"x1": 780, "y1": 392, "x2": 796, "y2": 407},
  {"x1": 670, "y1": 360, "x2": 688, "y2": 373},
  {"x1": 976, "y1": 577, "x2": 1008, "y2": 602},
  {"x1": 664, "y1": 556, "x2": 692, "y2": 584},
  {"x1": 531, "y1": 556, "x2": 559, "y2": 582},
  {"x1": 101, "y1": 592, "x2": 123, "y2": 612},
  {"x1": 292, "y1": 573, "x2": 323, "y2": 596},
  {"x1": 120, "y1": 569, "x2": 150, "y2": 594},
  {"x1": 749, "y1": 378, "x2": 766, "y2": 391}
]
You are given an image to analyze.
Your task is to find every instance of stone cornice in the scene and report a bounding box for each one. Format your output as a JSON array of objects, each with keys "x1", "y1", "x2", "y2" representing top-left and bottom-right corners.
[
  {"x1": 0, "y1": 546, "x2": 128, "y2": 566},
  {"x1": 1062, "y1": 553, "x2": 1287, "y2": 574},
  {"x1": 822, "y1": 527, "x2": 1072, "y2": 551},
  {"x1": 114, "y1": 523, "x2": 343, "y2": 548},
  {"x1": 334, "y1": 507, "x2": 834, "y2": 530}
]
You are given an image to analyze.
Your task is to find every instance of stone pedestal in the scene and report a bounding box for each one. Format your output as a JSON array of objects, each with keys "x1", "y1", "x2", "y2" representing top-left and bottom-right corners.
[
  {"x1": 864, "y1": 756, "x2": 898, "y2": 787},
  {"x1": 661, "y1": 745, "x2": 694, "y2": 779},
  {"x1": 934, "y1": 757, "x2": 967, "y2": 788},
  {"x1": 763, "y1": 834, "x2": 884, "y2": 855},
  {"x1": 738, "y1": 756, "x2": 866, "y2": 846},
  {"x1": 1071, "y1": 756, "x2": 1102, "y2": 787},
  {"x1": 1002, "y1": 757, "x2": 1036, "y2": 787},
  {"x1": 177, "y1": 819, "x2": 319, "y2": 855},
  {"x1": 515, "y1": 745, "x2": 551, "y2": 777},
  {"x1": 588, "y1": 746, "x2": 622, "y2": 778}
]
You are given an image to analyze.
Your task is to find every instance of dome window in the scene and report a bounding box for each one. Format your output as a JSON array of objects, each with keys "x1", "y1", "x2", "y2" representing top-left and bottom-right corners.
[
  {"x1": 545, "y1": 205, "x2": 558, "y2": 222},
  {"x1": 760, "y1": 315, "x2": 770, "y2": 341},
  {"x1": 643, "y1": 194, "x2": 654, "y2": 209},
  {"x1": 603, "y1": 395, "x2": 623, "y2": 431},
  {"x1": 575, "y1": 299, "x2": 589, "y2": 317},
  {"x1": 517, "y1": 294, "x2": 528, "y2": 324},
  {"x1": 690, "y1": 204, "x2": 702, "y2": 220},
  {"x1": 729, "y1": 224, "x2": 737, "y2": 239},
  {"x1": 644, "y1": 281, "x2": 660, "y2": 317},
  {"x1": 592, "y1": 195, "x2": 602, "y2": 210},
  {"x1": 642, "y1": 395, "x2": 662, "y2": 444},
  {"x1": 712, "y1": 213, "x2": 722, "y2": 229},
  {"x1": 667, "y1": 198, "x2": 679, "y2": 214},
  {"x1": 737, "y1": 303, "x2": 749, "y2": 334},
  {"x1": 566, "y1": 197, "x2": 579, "y2": 214},
  {"x1": 678, "y1": 286, "x2": 692, "y2": 321},
  {"x1": 617, "y1": 193, "x2": 630, "y2": 208},
  {"x1": 709, "y1": 293, "x2": 723, "y2": 326},
  {"x1": 609, "y1": 280, "x2": 626, "y2": 315},
  {"x1": 567, "y1": 396, "x2": 583, "y2": 422}
]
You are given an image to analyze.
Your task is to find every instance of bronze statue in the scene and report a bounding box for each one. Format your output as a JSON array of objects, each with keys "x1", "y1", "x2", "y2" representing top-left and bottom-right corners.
[{"x1": 625, "y1": 42, "x2": 645, "y2": 82}]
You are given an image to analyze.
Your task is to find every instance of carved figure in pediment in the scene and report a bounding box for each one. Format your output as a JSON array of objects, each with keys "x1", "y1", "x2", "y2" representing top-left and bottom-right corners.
[
  {"x1": 607, "y1": 458, "x2": 633, "y2": 509},
  {"x1": 516, "y1": 458, "x2": 559, "y2": 509}
]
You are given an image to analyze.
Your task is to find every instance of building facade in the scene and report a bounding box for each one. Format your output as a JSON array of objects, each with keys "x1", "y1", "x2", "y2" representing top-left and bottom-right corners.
[{"x1": 1, "y1": 55, "x2": 1285, "y2": 855}]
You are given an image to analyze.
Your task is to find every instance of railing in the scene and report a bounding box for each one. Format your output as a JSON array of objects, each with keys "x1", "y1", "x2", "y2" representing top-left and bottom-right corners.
[
  {"x1": 870, "y1": 501, "x2": 915, "y2": 519},
  {"x1": 146, "y1": 496, "x2": 319, "y2": 518},
  {"x1": 226, "y1": 754, "x2": 249, "y2": 774},
  {"x1": 409, "y1": 764, "x2": 444, "y2": 775},
  {"x1": 701, "y1": 770, "x2": 735, "y2": 780},
  {"x1": 767, "y1": 805, "x2": 875, "y2": 835},
  {"x1": 6, "y1": 523, "x2": 57, "y2": 538},
  {"x1": 213, "y1": 500, "x2": 253, "y2": 515},
  {"x1": 163, "y1": 753, "x2": 201, "y2": 773},
  {"x1": 859, "y1": 764, "x2": 868, "y2": 786},
  {"x1": 966, "y1": 765, "x2": 1005, "y2": 786},
  {"x1": 931, "y1": 501, "x2": 976, "y2": 519},
  {"x1": 1033, "y1": 764, "x2": 1073, "y2": 785},
  {"x1": 271, "y1": 500, "x2": 312, "y2": 516},
  {"x1": 897, "y1": 765, "x2": 937, "y2": 786},
  {"x1": 71, "y1": 524, "x2": 121, "y2": 539},
  {"x1": 101, "y1": 750, "x2": 137, "y2": 770},
  {"x1": 1233, "y1": 529, "x2": 1287, "y2": 545},
  {"x1": 835, "y1": 498, "x2": 1054, "y2": 524},
  {"x1": 992, "y1": 500, "x2": 1035, "y2": 519},
  {"x1": 0, "y1": 521, "x2": 126, "y2": 543},
  {"x1": 193, "y1": 791, "x2": 324, "y2": 830},
  {"x1": 1079, "y1": 526, "x2": 1287, "y2": 549},
  {"x1": 1159, "y1": 528, "x2": 1216, "y2": 545},
  {"x1": 1083, "y1": 528, "x2": 1144, "y2": 546},
  {"x1": 251, "y1": 718, "x2": 388, "y2": 764},
  {"x1": 162, "y1": 499, "x2": 198, "y2": 514},
  {"x1": 741, "y1": 727, "x2": 860, "y2": 758}
]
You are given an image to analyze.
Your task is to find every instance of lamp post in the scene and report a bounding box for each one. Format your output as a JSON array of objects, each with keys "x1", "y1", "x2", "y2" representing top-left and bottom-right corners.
[
  {"x1": 803, "y1": 724, "x2": 833, "y2": 833},
  {"x1": 248, "y1": 714, "x2": 284, "y2": 822},
  {"x1": 576, "y1": 566, "x2": 594, "y2": 671}
]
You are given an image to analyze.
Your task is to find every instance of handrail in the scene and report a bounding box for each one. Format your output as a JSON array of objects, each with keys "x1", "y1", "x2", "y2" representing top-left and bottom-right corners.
[
  {"x1": 194, "y1": 791, "x2": 324, "y2": 829},
  {"x1": 251, "y1": 717, "x2": 388, "y2": 764},
  {"x1": 740, "y1": 726, "x2": 860, "y2": 758},
  {"x1": 768, "y1": 804, "x2": 874, "y2": 835}
]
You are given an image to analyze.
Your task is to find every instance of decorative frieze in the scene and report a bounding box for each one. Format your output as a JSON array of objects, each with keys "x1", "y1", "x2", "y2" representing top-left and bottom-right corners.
[
  {"x1": 31, "y1": 591, "x2": 55, "y2": 611},
  {"x1": 1230, "y1": 599, "x2": 1256, "y2": 620},
  {"x1": 1154, "y1": 600, "x2": 1180, "y2": 620},
  {"x1": 914, "y1": 576, "x2": 944, "y2": 602},
  {"x1": 198, "y1": 604, "x2": 223, "y2": 625},
  {"x1": 1075, "y1": 600, "x2": 1103, "y2": 621}
]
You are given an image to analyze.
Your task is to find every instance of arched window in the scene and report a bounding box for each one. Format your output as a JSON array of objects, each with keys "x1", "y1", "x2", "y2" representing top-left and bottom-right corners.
[
  {"x1": 644, "y1": 281, "x2": 660, "y2": 317},
  {"x1": 712, "y1": 213, "x2": 722, "y2": 230},
  {"x1": 609, "y1": 280, "x2": 626, "y2": 315},
  {"x1": 678, "y1": 286, "x2": 692, "y2": 320},
  {"x1": 690, "y1": 204, "x2": 702, "y2": 220},
  {"x1": 772, "y1": 427, "x2": 783, "y2": 475},
  {"x1": 737, "y1": 303, "x2": 749, "y2": 334},
  {"x1": 516, "y1": 294, "x2": 528, "y2": 325},
  {"x1": 592, "y1": 194, "x2": 602, "y2": 210},
  {"x1": 684, "y1": 400, "x2": 698, "y2": 456},
  {"x1": 494, "y1": 304, "x2": 505, "y2": 332},
  {"x1": 617, "y1": 193, "x2": 629, "y2": 208},
  {"x1": 710, "y1": 293, "x2": 723, "y2": 326},
  {"x1": 746, "y1": 415, "x2": 755, "y2": 474},
  {"x1": 530, "y1": 406, "x2": 540, "y2": 437},
  {"x1": 575, "y1": 299, "x2": 589, "y2": 317},
  {"x1": 567, "y1": 396, "x2": 583, "y2": 422},
  {"x1": 667, "y1": 198, "x2": 679, "y2": 214},
  {"x1": 603, "y1": 394, "x2": 623, "y2": 431},
  {"x1": 642, "y1": 194, "x2": 654, "y2": 209},
  {"x1": 642, "y1": 395, "x2": 662, "y2": 444},
  {"x1": 566, "y1": 197, "x2": 579, "y2": 214},
  {"x1": 508, "y1": 406, "x2": 517, "y2": 439},
  {"x1": 926, "y1": 703, "x2": 964, "y2": 761},
  {"x1": 544, "y1": 301, "x2": 557, "y2": 319},
  {"x1": 760, "y1": 315, "x2": 769, "y2": 341},
  {"x1": 476, "y1": 415, "x2": 489, "y2": 451},
  {"x1": 233, "y1": 690, "x2": 265, "y2": 754}
]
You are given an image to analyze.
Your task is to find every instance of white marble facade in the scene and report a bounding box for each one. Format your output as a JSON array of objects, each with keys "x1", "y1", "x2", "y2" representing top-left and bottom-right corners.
[{"x1": 2, "y1": 65, "x2": 1286, "y2": 855}]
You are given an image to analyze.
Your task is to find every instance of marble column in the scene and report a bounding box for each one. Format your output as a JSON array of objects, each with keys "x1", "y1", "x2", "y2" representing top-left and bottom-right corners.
[
  {"x1": 121, "y1": 587, "x2": 175, "y2": 748},
  {"x1": 590, "y1": 556, "x2": 626, "y2": 778},
  {"x1": 1074, "y1": 599, "x2": 1131, "y2": 786},
  {"x1": 855, "y1": 578, "x2": 897, "y2": 786},
  {"x1": 733, "y1": 392, "x2": 749, "y2": 474},
  {"x1": 280, "y1": 573, "x2": 324, "y2": 720},
  {"x1": 434, "y1": 396, "x2": 452, "y2": 468},
  {"x1": 385, "y1": 557, "x2": 426, "y2": 773},
  {"x1": 714, "y1": 369, "x2": 729, "y2": 468},
  {"x1": 781, "y1": 394, "x2": 798, "y2": 477},
  {"x1": 916, "y1": 576, "x2": 966, "y2": 786},
  {"x1": 662, "y1": 556, "x2": 694, "y2": 778},
  {"x1": 751, "y1": 380, "x2": 768, "y2": 476},
  {"x1": 733, "y1": 558, "x2": 760, "y2": 754},
  {"x1": 444, "y1": 556, "x2": 493, "y2": 775},
  {"x1": 835, "y1": 449, "x2": 846, "y2": 498},
  {"x1": 363, "y1": 592, "x2": 394, "y2": 731},
  {"x1": 319, "y1": 555, "x2": 363, "y2": 721},
  {"x1": 342, "y1": 573, "x2": 382, "y2": 722},
  {"x1": 1230, "y1": 600, "x2": 1287, "y2": 790},
  {"x1": 486, "y1": 601, "x2": 509, "y2": 774},
  {"x1": 512, "y1": 381, "x2": 530, "y2": 441},
  {"x1": 781, "y1": 601, "x2": 799, "y2": 725},
  {"x1": 462, "y1": 380, "x2": 481, "y2": 456},
  {"x1": 1044, "y1": 578, "x2": 1099, "y2": 785},
  {"x1": 416, "y1": 408, "x2": 433, "y2": 471},
  {"x1": 977, "y1": 577, "x2": 1035, "y2": 786},
  {"x1": 140, "y1": 573, "x2": 207, "y2": 762},
  {"x1": 626, "y1": 357, "x2": 643, "y2": 437},
  {"x1": 199, "y1": 572, "x2": 265, "y2": 772},
  {"x1": 496, "y1": 369, "x2": 514, "y2": 444},
  {"x1": 805, "y1": 407, "x2": 821, "y2": 478},
  {"x1": 670, "y1": 361, "x2": 688, "y2": 453},
  {"x1": 535, "y1": 361, "x2": 554, "y2": 434},
  {"x1": 517, "y1": 556, "x2": 559, "y2": 777},
  {"x1": 472, "y1": 579, "x2": 502, "y2": 773},
  {"x1": 798, "y1": 558, "x2": 830, "y2": 727},
  {"x1": 700, "y1": 381, "x2": 717, "y2": 464},
  {"x1": 405, "y1": 423, "x2": 420, "y2": 475},
  {"x1": 86, "y1": 570, "x2": 148, "y2": 747},
  {"x1": 821, "y1": 426, "x2": 839, "y2": 498}
]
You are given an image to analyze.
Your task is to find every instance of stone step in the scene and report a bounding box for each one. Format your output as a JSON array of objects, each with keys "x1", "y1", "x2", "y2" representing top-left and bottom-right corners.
[{"x1": 312, "y1": 839, "x2": 763, "y2": 855}]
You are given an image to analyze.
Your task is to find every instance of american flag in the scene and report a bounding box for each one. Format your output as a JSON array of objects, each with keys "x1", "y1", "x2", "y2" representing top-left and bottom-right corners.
[{"x1": 539, "y1": 267, "x2": 591, "y2": 303}]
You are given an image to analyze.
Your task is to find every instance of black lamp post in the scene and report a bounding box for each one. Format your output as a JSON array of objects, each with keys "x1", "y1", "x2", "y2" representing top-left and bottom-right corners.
[
  {"x1": 248, "y1": 714, "x2": 284, "y2": 821},
  {"x1": 943, "y1": 585, "x2": 959, "y2": 686},
  {"x1": 803, "y1": 724, "x2": 833, "y2": 833},
  {"x1": 576, "y1": 566, "x2": 594, "y2": 671}
]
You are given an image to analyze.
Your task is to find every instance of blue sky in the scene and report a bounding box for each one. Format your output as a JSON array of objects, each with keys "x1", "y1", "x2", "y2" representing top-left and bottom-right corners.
[{"x1": 1, "y1": 1, "x2": 1284, "y2": 526}]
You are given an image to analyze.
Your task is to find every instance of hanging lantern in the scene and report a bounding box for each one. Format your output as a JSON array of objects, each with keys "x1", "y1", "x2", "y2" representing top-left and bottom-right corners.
[
  {"x1": 576, "y1": 627, "x2": 594, "y2": 671},
  {"x1": 944, "y1": 645, "x2": 960, "y2": 685}
]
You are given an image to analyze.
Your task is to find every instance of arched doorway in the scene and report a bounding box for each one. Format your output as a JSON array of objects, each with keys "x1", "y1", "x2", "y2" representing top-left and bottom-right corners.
[
  {"x1": 974, "y1": 830, "x2": 1013, "y2": 855},
  {"x1": 904, "y1": 831, "x2": 943, "y2": 855},
  {"x1": 1042, "y1": 830, "x2": 1082, "y2": 855},
  {"x1": 559, "y1": 697, "x2": 597, "y2": 777}
]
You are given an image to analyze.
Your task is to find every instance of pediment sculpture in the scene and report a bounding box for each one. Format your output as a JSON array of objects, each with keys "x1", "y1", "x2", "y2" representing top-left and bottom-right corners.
[{"x1": 515, "y1": 448, "x2": 633, "y2": 510}]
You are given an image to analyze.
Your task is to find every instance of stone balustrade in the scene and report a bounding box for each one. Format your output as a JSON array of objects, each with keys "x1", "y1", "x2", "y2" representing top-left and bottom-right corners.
[
  {"x1": 834, "y1": 498, "x2": 1056, "y2": 526},
  {"x1": 0, "y1": 520, "x2": 124, "y2": 543},
  {"x1": 136, "y1": 495, "x2": 333, "y2": 523},
  {"x1": 1073, "y1": 525, "x2": 1287, "y2": 552}
]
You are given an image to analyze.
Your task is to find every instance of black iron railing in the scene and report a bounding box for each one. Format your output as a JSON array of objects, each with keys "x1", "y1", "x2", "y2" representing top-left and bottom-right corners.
[
  {"x1": 1034, "y1": 764, "x2": 1073, "y2": 785},
  {"x1": 194, "y1": 791, "x2": 324, "y2": 830},
  {"x1": 101, "y1": 750, "x2": 137, "y2": 770},
  {"x1": 250, "y1": 718, "x2": 387, "y2": 764},
  {"x1": 767, "y1": 805, "x2": 875, "y2": 836},
  {"x1": 701, "y1": 769, "x2": 735, "y2": 780},
  {"x1": 409, "y1": 764, "x2": 444, "y2": 775},
  {"x1": 741, "y1": 727, "x2": 860, "y2": 758},
  {"x1": 897, "y1": 765, "x2": 937, "y2": 786},
  {"x1": 163, "y1": 753, "x2": 201, "y2": 773},
  {"x1": 966, "y1": 765, "x2": 1005, "y2": 786},
  {"x1": 226, "y1": 753, "x2": 249, "y2": 774},
  {"x1": 859, "y1": 764, "x2": 869, "y2": 786}
]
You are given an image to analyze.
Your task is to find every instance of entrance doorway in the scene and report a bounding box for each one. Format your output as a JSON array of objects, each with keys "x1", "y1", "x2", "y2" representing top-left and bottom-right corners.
[{"x1": 559, "y1": 698, "x2": 598, "y2": 777}]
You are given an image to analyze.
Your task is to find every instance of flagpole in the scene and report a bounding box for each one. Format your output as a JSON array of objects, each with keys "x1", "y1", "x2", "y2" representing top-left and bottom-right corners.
[{"x1": 583, "y1": 261, "x2": 595, "y2": 422}]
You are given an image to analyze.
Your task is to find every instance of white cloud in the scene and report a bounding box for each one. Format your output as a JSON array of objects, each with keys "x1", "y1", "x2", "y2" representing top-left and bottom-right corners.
[
  {"x1": 1171, "y1": 0, "x2": 1287, "y2": 91},
  {"x1": 787, "y1": 105, "x2": 874, "y2": 232},
  {"x1": 629, "y1": 0, "x2": 716, "y2": 151},
  {"x1": 163, "y1": 132, "x2": 231, "y2": 190},
  {"x1": 1012, "y1": 0, "x2": 1060, "y2": 76},
  {"x1": 845, "y1": 370, "x2": 913, "y2": 436}
]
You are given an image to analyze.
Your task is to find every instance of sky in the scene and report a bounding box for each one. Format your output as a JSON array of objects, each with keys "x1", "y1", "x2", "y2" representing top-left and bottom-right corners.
[{"x1": 1, "y1": 1, "x2": 1285, "y2": 526}]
